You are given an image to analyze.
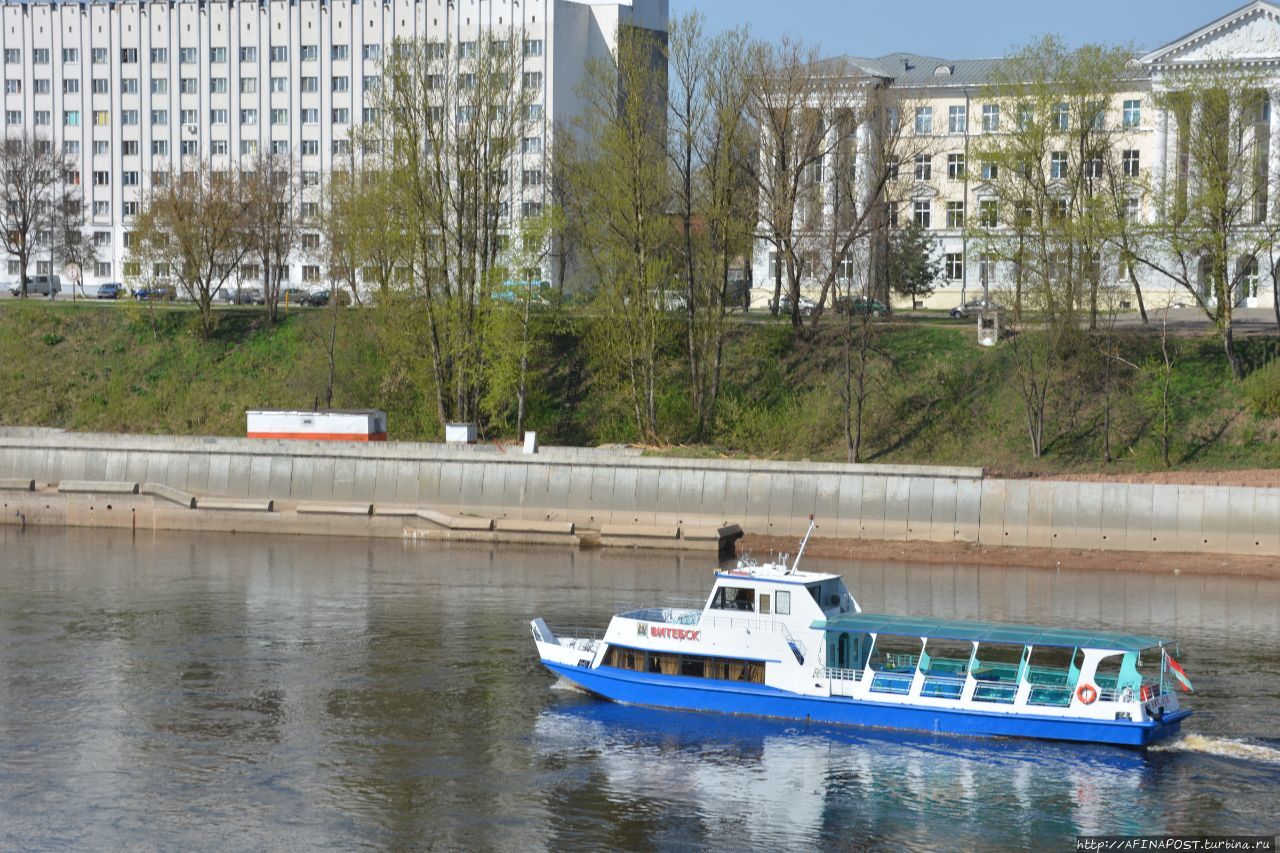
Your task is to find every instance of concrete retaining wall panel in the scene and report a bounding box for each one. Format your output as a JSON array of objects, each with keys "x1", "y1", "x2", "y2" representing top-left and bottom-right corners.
[
  {"x1": 883, "y1": 477, "x2": 910, "y2": 540},
  {"x1": 245, "y1": 456, "x2": 270, "y2": 498},
  {"x1": 603, "y1": 465, "x2": 634, "y2": 521},
  {"x1": 269, "y1": 456, "x2": 293, "y2": 499},
  {"x1": 700, "y1": 469, "x2": 728, "y2": 522},
  {"x1": 812, "y1": 474, "x2": 839, "y2": 535},
  {"x1": 1026, "y1": 482, "x2": 1055, "y2": 548},
  {"x1": 977, "y1": 480, "x2": 1006, "y2": 545},
  {"x1": 1123, "y1": 484, "x2": 1154, "y2": 551},
  {"x1": 437, "y1": 460, "x2": 463, "y2": 507},
  {"x1": 331, "y1": 458, "x2": 356, "y2": 502},
  {"x1": 1227, "y1": 488, "x2": 1257, "y2": 555},
  {"x1": 860, "y1": 476, "x2": 888, "y2": 538},
  {"x1": 496, "y1": 464, "x2": 523, "y2": 518},
  {"x1": 170, "y1": 453, "x2": 192, "y2": 491},
  {"x1": 590, "y1": 466, "x2": 617, "y2": 517},
  {"x1": 373, "y1": 458, "x2": 396, "y2": 504},
  {"x1": 1001, "y1": 480, "x2": 1030, "y2": 547},
  {"x1": 954, "y1": 479, "x2": 981, "y2": 542},
  {"x1": 1176, "y1": 486, "x2": 1205, "y2": 552},
  {"x1": 785, "y1": 474, "x2": 816, "y2": 537},
  {"x1": 928, "y1": 478, "x2": 958, "y2": 542},
  {"x1": 83, "y1": 451, "x2": 108, "y2": 481},
  {"x1": 102, "y1": 451, "x2": 127, "y2": 482},
  {"x1": 767, "y1": 473, "x2": 795, "y2": 536},
  {"x1": 291, "y1": 457, "x2": 315, "y2": 501},
  {"x1": 1074, "y1": 483, "x2": 1103, "y2": 550},
  {"x1": 901, "y1": 477, "x2": 929, "y2": 540},
  {"x1": 1100, "y1": 483, "x2": 1127, "y2": 550},
  {"x1": 415, "y1": 461, "x2": 441, "y2": 504},
  {"x1": 743, "y1": 471, "x2": 772, "y2": 534},
  {"x1": 479, "y1": 463, "x2": 506, "y2": 511},
  {"x1": 351, "y1": 459, "x2": 377, "y2": 502},
  {"x1": 1201, "y1": 486, "x2": 1231, "y2": 553},
  {"x1": 121, "y1": 451, "x2": 147, "y2": 486},
  {"x1": 458, "y1": 462, "x2": 484, "y2": 507},
  {"x1": 308, "y1": 457, "x2": 335, "y2": 501},
  {"x1": 833, "y1": 475, "x2": 863, "y2": 539},
  {"x1": 1047, "y1": 481, "x2": 1079, "y2": 549},
  {"x1": 545, "y1": 465, "x2": 571, "y2": 517},
  {"x1": 629, "y1": 467, "x2": 658, "y2": 525},
  {"x1": 722, "y1": 471, "x2": 749, "y2": 527},
  {"x1": 207, "y1": 453, "x2": 231, "y2": 497},
  {"x1": 1255, "y1": 489, "x2": 1280, "y2": 555},
  {"x1": 678, "y1": 469, "x2": 706, "y2": 524},
  {"x1": 186, "y1": 453, "x2": 211, "y2": 494},
  {"x1": 1150, "y1": 485, "x2": 1180, "y2": 552},
  {"x1": 225, "y1": 455, "x2": 251, "y2": 498},
  {"x1": 568, "y1": 465, "x2": 595, "y2": 515},
  {"x1": 393, "y1": 460, "x2": 419, "y2": 504}
]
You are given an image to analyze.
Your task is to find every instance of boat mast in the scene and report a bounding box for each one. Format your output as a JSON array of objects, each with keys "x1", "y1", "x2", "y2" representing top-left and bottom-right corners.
[{"x1": 790, "y1": 516, "x2": 817, "y2": 575}]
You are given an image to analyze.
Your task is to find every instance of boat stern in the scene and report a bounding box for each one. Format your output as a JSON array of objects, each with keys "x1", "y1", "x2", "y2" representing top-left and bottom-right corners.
[{"x1": 531, "y1": 618, "x2": 599, "y2": 669}]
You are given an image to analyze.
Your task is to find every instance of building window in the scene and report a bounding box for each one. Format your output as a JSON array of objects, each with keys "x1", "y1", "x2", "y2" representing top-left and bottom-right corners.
[
  {"x1": 241, "y1": 109, "x2": 258, "y2": 126},
  {"x1": 301, "y1": 233, "x2": 321, "y2": 250},
  {"x1": 271, "y1": 140, "x2": 288, "y2": 155},
  {"x1": 92, "y1": 47, "x2": 108, "y2": 64},
  {"x1": 210, "y1": 140, "x2": 228, "y2": 156},
  {"x1": 301, "y1": 139, "x2": 319, "y2": 156},
  {"x1": 121, "y1": 78, "x2": 138, "y2": 94},
  {"x1": 332, "y1": 139, "x2": 350, "y2": 155},
  {"x1": 210, "y1": 77, "x2": 227, "y2": 94},
  {"x1": 521, "y1": 201, "x2": 544, "y2": 217},
  {"x1": 180, "y1": 78, "x2": 197, "y2": 94},
  {"x1": 4, "y1": 79, "x2": 18, "y2": 94},
  {"x1": 981, "y1": 161, "x2": 998, "y2": 182},
  {"x1": 364, "y1": 74, "x2": 381, "y2": 92},
  {"x1": 33, "y1": 48, "x2": 50, "y2": 64},
  {"x1": 945, "y1": 253, "x2": 963, "y2": 280},
  {"x1": 94, "y1": 261, "x2": 112, "y2": 278},
  {"x1": 93, "y1": 201, "x2": 109, "y2": 217},
  {"x1": 151, "y1": 78, "x2": 167, "y2": 94},
  {"x1": 332, "y1": 76, "x2": 349, "y2": 93},
  {"x1": 181, "y1": 109, "x2": 198, "y2": 124},
  {"x1": 181, "y1": 140, "x2": 198, "y2": 157},
  {"x1": 1052, "y1": 198, "x2": 1069, "y2": 221},
  {"x1": 524, "y1": 39, "x2": 543, "y2": 57},
  {"x1": 179, "y1": 47, "x2": 197, "y2": 64},
  {"x1": 240, "y1": 77, "x2": 256, "y2": 94},
  {"x1": 240, "y1": 140, "x2": 258, "y2": 156},
  {"x1": 460, "y1": 41, "x2": 477, "y2": 60},
  {"x1": 210, "y1": 47, "x2": 227, "y2": 64},
  {"x1": 1122, "y1": 197, "x2": 1140, "y2": 220},
  {"x1": 123, "y1": 201, "x2": 139, "y2": 216},
  {"x1": 7, "y1": 110, "x2": 24, "y2": 125},
  {"x1": 914, "y1": 154, "x2": 932, "y2": 181},
  {"x1": 913, "y1": 200, "x2": 931, "y2": 228},
  {"x1": 303, "y1": 171, "x2": 319, "y2": 186},
  {"x1": 93, "y1": 77, "x2": 109, "y2": 94},
  {"x1": 1083, "y1": 158, "x2": 1103, "y2": 179},
  {"x1": 2, "y1": 49, "x2": 19, "y2": 64},
  {"x1": 271, "y1": 108, "x2": 288, "y2": 125},
  {"x1": 523, "y1": 72, "x2": 543, "y2": 90},
  {"x1": 301, "y1": 76, "x2": 319, "y2": 93},
  {"x1": 523, "y1": 169, "x2": 543, "y2": 187},
  {"x1": 61, "y1": 79, "x2": 79, "y2": 95},
  {"x1": 946, "y1": 201, "x2": 965, "y2": 228},
  {"x1": 271, "y1": 76, "x2": 288, "y2": 93},
  {"x1": 64, "y1": 110, "x2": 80, "y2": 127},
  {"x1": 210, "y1": 109, "x2": 228, "y2": 125},
  {"x1": 239, "y1": 46, "x2": 257, "y2": 62},
  {"x1": 123, "y1": 171, "x2": 139, "y2": 186},
  {"x1": 915, "y1": 106, "x2": 933, "y2": 135},
  {"x1": 947, "y1": 153, "x2": 965, "y2": 180},
  {"x1": 522, "y1": 137, "x2": 543, "y2": 154},
  {"x1": 332, "y1": 107, "x2": 350, "y2": 124},
  {"x1": 119, "y1": 48, "x2": 137, "y2": 64},
  {"x1": 1053, "y1": 102, "x2": 1069, "y2": 131},
  {"x1": 121, "y1": 110, "x2": 139, "y2": 126},
  {"x1": 65, "y1": 141, "x2": 81, "y2": 156},
  {"x1": 1050, "y1": 151, "x2": 1068, "y2": 179},
  {"x1": 302, "y1": 108, "x2": 319, "y2": 124},
  {"x1": 982, "y1": 104, "x2": 1000, "y2": 132},
  {"x1": 151, "y1": 47, "x2": 168, "y2": 64},
  {"x1": 63, "y1": 47, "x2": 80, "y2": 64},
  {"x1": 949, "y1": 105, "x2": 967, "y2": 134},
  {"x1": 271, "y1": 46, "x2": 289, "y2": 62},
  {"x1": 300, "y1": 45, "x2": 318, "y2": 61},
  {"x1": 302, "y1": 265, "x2": 320, "y2": 281},
  {"x1": 93, "y1": 171, "x2": 109, "y2": 186},
  {"x1": 1122, "y1": 149, "x2": 1140, "y2": 177},
  {"x1": 979, "y1": 199, "x2": 998, "y2": 228},
  {"x1": 331, "y1": 44, "x2": 349, "y2": 61}
]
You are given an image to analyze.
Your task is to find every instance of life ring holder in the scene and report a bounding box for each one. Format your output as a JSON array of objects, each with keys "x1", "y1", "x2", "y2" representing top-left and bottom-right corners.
[{"x1": 1076, "y1": 684, "x2": 1099, "y2": 705}]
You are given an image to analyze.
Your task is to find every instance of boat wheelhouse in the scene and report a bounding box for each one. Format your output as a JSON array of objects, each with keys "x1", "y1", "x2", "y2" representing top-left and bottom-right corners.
[{"x1": 532, "y1": 528, "x2": 1191, "y2": 747}]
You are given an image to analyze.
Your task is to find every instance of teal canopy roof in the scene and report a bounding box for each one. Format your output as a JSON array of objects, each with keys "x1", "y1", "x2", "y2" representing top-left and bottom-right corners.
[{"x1": 813, "y1": 613, "x2": 1168, "y2": 652}]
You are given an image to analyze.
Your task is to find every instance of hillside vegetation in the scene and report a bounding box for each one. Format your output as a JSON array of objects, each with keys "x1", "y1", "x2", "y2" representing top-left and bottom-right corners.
[{"x1": 2, "y1": 300, "x2": 1279, "y2": 476}]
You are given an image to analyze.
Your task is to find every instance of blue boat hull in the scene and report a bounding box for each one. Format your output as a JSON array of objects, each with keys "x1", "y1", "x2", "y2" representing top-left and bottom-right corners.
[{"x1": 543, "y1": 662, "x2": 1189, "y2": 748}]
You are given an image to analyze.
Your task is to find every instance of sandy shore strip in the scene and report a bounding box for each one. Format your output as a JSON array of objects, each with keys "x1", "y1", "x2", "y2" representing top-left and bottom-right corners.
[{"x1": 740, "y1": 534, "x2": 1280, "y2": 579}]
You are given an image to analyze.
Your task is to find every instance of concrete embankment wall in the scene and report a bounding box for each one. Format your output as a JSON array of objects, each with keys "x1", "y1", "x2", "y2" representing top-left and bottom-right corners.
[{"x1": 1, "y1": 428, "x2": 1277, "y2": 556}]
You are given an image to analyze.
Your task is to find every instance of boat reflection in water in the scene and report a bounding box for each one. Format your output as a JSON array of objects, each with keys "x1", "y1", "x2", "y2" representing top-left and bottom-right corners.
[{"x1": 530, "y1": 695, "x2": 1183, "y2": 849}]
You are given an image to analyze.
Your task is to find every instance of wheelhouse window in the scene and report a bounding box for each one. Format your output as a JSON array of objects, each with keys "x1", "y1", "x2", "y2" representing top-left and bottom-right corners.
[{"x1": 710, "y1": 586, "x2": 755, "y2": 611}]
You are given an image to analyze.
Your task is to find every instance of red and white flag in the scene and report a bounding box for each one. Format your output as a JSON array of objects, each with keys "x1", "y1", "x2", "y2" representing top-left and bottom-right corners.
[{"x1": 1164, "y1": 649, "x2": 1195, "y2": 693}]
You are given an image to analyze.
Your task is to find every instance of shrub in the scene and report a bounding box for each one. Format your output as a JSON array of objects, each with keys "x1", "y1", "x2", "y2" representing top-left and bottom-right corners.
[{"x1": 1243, "y1": 359, "x2": 1280, "y2": 417}]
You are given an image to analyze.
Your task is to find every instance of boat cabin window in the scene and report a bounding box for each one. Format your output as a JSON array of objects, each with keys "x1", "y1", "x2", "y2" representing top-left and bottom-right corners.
[
  {"x1": 711, "y1": 586, "x2": 755, "y2": 612},
  {"x1": 775, "y1": 590, "x2": 790, "y2": 615},
  {"x1": 1095, "y1": 651, "x2": 1143, "y2": 695},
  {"x1": 601, "y1": 645, "x2": 764, "y2": 684},
  {"x1": 1026, "y1": 646, "x2": 1086, "y2": 686},
  {"x1": 759, "y1": 594, "x2": 771, "y2": 615},
  {"x1": 920, "y1": 639, "x2": 974, "y2": 676},
  {"x1": 868, "y1": 634, "x2": 923, "y2": 673},
  {"x1": 971, "y1": 643, "x2": 1027, "y2": 682}
]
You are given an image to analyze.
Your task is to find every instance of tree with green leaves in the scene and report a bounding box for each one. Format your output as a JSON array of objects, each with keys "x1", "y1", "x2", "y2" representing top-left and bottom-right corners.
[
  {"x1": 0, "y1": 134, "x2": 80, "y2": 299},
  {"x1": 886, "y1": 220, "x2": 941, "y2": 306}
]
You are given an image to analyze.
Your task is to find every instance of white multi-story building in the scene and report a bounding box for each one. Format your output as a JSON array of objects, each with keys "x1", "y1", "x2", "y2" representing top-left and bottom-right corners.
[
  {"x1": 0, "y1": 0, "x2": 666, "y2": 291},
  {"x1": 752, "y1": 0, "x2": 1280, "y2": 312}
]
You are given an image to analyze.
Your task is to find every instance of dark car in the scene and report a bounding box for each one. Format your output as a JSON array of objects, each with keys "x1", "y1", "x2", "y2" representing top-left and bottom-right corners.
[
  {"x1": 232, "y1": 287, "x2": 265, "y2": 305},
  {"x1": 96, "y1": 282, "x2": 123, "y2": 299},
  {"x1": 949, "y1": 298, "x2": 1005, "y2": 319},
  {"x1": 134, "y1": 285, "x2": 175, "y2": 301},
  {"x1": 835, "y1": 296, "x2": 891, "y2": 317},
  {"x1": 306, "y1": 288, "x2": 351, "y2": 307},
  {"x1": 775, "y1": 294, "x2": 818, "y2": 316}
]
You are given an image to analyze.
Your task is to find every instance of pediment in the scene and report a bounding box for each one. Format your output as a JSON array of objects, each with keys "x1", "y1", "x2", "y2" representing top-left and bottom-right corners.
[
  {"x1": 1143, "y1": 2, "x2": 1280, "y2": 66},
  {"x1": 909, "y1": 182, "x2": 939, "y2": 199}
]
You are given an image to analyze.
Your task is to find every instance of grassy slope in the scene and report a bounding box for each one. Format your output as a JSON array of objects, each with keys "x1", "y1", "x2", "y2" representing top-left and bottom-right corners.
[{"x1": 1, "y1": 299, "x2": 1277, "y2": 474}]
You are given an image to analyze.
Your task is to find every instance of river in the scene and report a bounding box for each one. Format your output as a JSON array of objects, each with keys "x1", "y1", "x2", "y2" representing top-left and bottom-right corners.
[{"x1": 1, "y1": 528, "x2": 1277, "y2": 850}]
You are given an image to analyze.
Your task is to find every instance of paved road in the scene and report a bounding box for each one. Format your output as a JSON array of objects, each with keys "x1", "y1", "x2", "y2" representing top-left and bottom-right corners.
[{"x1": 1112, "y1": 307, "x2": 1280, "y2": 336}]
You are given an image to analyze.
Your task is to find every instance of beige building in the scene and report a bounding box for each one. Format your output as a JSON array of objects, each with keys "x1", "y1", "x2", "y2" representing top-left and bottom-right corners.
[{"x1": 753, "y1": 0, "x2": 1280, "y2": 312}]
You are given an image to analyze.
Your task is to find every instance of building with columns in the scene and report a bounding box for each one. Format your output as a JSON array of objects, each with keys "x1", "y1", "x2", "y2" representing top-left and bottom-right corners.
[
  {"x1": 752, "y1": 0, "x2": 1280, "y2": 313},
  {"x1": 0, "y1": 0, "x2": 666, "y2": 292}
]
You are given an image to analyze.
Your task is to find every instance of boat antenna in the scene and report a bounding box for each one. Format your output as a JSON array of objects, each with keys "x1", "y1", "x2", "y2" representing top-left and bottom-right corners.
[{"x1": 790, "y1": 515, "x2": 817, "y2": 575}]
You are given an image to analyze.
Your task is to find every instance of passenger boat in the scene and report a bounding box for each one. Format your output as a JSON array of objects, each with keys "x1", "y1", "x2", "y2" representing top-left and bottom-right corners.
[{"x1": 531, "y1": 524, "x2": 1192, "y2": 747}]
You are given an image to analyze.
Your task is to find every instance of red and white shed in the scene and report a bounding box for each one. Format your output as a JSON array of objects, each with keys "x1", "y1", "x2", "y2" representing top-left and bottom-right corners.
[{"x1": 246, "y1": 410, "x2": 388, "y2": 442}]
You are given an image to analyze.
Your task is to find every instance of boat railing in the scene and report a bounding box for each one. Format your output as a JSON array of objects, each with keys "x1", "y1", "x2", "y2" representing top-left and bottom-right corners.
[
  {"x1": 546, "y1": 625, "x2": 604, "y2": 654},
  {"x1": 818, "y1": 666, "x2": 865, "y2": 682}
]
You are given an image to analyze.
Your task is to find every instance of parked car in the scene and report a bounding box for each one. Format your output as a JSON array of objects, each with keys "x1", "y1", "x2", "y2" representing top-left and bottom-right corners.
[
  {"x1": 949, "y1": 298, "x2": 1005, "y2": 319},
  {"x1": 281, "y1": 287, "x2": 310, "y2": 306},
  {"x1": 776, "y1": 294, "x2": 818, "y2": 316},
  {"x1": 835, "y1": 295, "x2": 891, "y2": 317},
  {"x1": 233, "y1": 287, "x2": 265, "y2": 305},
  {"x1": 134, "y1": 285, "x2": 175, "y2": 301},
  {"x1": 9, "y1": 275, "x2": 62, "y2": 297},
  {"x1": 306, "y1": 288, "x2": 351, "y2": 307},
  {"x1": 96, "y1": 282, "x2": 123, "y2": 299}
]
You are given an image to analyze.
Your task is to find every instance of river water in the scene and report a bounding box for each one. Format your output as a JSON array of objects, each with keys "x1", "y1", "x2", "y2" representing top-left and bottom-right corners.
[{"x1": 1, "y1": 528, "x2": 1277, "y2": 850}]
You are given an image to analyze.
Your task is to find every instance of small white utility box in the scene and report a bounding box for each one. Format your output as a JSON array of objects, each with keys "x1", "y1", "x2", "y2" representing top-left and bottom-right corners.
[
  {"x1": 523, "y1": 431, "x2": 538, "y2": 454},
  {"x1": 978, "y1": 311, "x2": 1001, "y2": 348},
  {"x1": 246, "y1": 410, "x2": 387, "y2": 441},
  {"x1": 445, "y1": 423, "x2": 478, "y2": 444}
]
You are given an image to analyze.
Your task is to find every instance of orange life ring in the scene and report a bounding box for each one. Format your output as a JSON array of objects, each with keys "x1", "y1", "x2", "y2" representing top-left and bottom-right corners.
[{"x1": 1076, "y1": 684, "x2": 1099, "y2": 705}]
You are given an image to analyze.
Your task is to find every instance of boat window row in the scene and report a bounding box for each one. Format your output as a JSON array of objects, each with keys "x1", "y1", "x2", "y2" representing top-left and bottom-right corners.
[
  {"x1": 602, "y1": 645, "x2": 765, "y2": 684},
  {"x1": 826, "y1": 631, "x2": 1150, "y2": 704},
  {"x1": 709, "y1": 586, "x2": 791, "y2": 616}
]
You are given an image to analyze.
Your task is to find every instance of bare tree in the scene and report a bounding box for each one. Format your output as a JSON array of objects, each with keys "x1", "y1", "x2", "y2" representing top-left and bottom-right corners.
[
  {"x1": 242, "y1": 149, "x2": 299, "y2": 322},
  {"x1": 131, "y1": 161, "x2": 252, "y2": 336},
  {"x1": 0, "y1": 134, "x2": 74, "y2": 298}
]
